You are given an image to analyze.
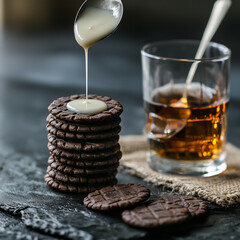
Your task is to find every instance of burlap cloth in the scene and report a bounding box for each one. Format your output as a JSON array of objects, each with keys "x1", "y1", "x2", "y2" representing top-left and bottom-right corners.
[{"x1": 119, "y1": 135, "x2": 240, "y2": 207}]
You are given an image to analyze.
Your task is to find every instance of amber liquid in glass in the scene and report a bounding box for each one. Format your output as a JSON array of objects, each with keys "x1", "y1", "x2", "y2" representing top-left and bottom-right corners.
[{"x1": 144, "y1": 84, "x2": 228, "y2": 161}]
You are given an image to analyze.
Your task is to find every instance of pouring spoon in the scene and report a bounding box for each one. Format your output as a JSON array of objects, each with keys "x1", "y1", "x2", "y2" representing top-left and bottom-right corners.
[
  {"x1": 74, "y1": 0, "x2": 123, "y2": 49},
  {"x1": 71, "y1": 0, "x2": 123, "y2": 108}
]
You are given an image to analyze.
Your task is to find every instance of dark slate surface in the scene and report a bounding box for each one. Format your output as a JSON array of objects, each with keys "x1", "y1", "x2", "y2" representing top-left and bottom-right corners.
[{"x1": 0, "y1": 31, "x2": 240, "y2": 239}]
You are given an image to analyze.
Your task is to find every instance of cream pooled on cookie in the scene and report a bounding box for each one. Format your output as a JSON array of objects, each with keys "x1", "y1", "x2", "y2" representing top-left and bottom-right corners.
[{"x1": 67, "y1": 99, "x2": 107, "y2": 114}]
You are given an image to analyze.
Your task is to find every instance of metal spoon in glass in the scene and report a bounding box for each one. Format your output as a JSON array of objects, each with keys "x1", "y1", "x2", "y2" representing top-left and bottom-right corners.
[
  {"x1": 172, "y1": 0, "x2": 231, "y2": 108},
  {"x1": 67, "y1": 0, "x2": 123, "y2": 114}
]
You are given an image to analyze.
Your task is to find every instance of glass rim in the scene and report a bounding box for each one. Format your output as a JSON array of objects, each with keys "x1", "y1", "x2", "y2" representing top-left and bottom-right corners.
[{"x1": 141, "y1": 40, "x2": 231, "y2": 62}]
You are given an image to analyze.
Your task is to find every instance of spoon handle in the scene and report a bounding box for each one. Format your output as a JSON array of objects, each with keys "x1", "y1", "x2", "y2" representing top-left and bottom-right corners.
[{"x1": 183, "y1": 0, "x2": 231, "y2": 98}]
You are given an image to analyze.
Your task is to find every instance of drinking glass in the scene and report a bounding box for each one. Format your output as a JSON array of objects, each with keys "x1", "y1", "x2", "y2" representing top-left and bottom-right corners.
[{"x1": 141, "y1": 40, "x2": 231, "y2": 177}]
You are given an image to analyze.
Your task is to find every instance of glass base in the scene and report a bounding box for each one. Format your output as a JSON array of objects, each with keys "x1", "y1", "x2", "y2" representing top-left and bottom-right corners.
[{"x1": 147, "y1": 151, "x2": 227, "y2": 177}]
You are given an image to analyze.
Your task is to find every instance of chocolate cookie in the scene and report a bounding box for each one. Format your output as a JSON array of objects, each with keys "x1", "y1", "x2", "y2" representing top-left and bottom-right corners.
[
  {"x1": 47, "y1": 124, "x2": 121, "y2": 141},
  {"x1": 47, "y1": 114, "x2": 121, "y2": 133},
  {"x1": 47, "y1": 166, "x2": 117, "y2": 184},
  {"x1": 158, "y1": 195, "x2": 208, "y2": 217},
  {"x1": 84, "y1": 184, "x2": 150, "y2": 211},
  {"x1": 49, "y1": 151, "x2": 122, "y2": 168},
  {"x1": 122, "y1": 195, "x2": 207, "y2": 229},
  {"x1": 48, "y1": 156, "x2": 119, "y2": 175},
  {"x1": 45, "y1": 174, "x2": 118, "y2": 193},
  {"x1": 48, "y1": 95, "x2": 123, "y2": 123},
  {"x1": 48, "y1": 143, "x2": 121, "y2": 161},
  {"x1": 48, "y1": 134, "x2": 119, "y2": 152}
]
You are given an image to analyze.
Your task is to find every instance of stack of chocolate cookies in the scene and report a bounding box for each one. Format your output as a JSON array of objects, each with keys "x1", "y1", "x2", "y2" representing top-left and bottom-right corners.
[{"x1": 44, "y1": 94, "x2": 123, "y2": 193}]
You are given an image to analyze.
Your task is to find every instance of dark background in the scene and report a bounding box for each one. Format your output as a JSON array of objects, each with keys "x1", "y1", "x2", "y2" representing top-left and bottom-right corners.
[
  {"x1": 0, "y1": 1, "x2": 240, "y2": 239},
  {"x1": 1, "y1": 0, "x2": 240, "y2": 142},
  {"x1": 0, "y1": 0, "x2": 239, "y2": 146}
]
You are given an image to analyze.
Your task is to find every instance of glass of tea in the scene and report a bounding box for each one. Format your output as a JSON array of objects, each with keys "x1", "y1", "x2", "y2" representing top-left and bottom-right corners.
[{"x1": 141, "y1": 40, "x2": 231, "y2": 177}]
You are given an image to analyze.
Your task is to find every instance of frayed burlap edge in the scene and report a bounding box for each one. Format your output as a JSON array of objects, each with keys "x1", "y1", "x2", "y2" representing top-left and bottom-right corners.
[{"x1": 120, "y1": 135, "x2": 240, "y2": 207}]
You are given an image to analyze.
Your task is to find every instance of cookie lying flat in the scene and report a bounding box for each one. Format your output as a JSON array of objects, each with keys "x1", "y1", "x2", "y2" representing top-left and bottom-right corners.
[
  {"x1": 45, "y1": 174, "x2": 117, "y2": 193},
  {"x1": 47, "y1": 124, "x2": 121, "y2": 141},
  {"x1": 48, "y1": 95, "x2": 123, "y2": 123},
  {"x1": 49, "y1": 151, "x2": 122, "y2": 168},
  {"x1": 157, "y1": 195, "x2": 207, "y2": 217},
  {"x1": 47, "y1": 114, "x2": 121, "y2": 133},
  {"x1": 48, "y1": 156, "x2": 119, "y2": 175},
  {"x1": 48, "y1": 143, "x2": 121, "y2": 161},
  {"x1": 122, "y1": 195, "x2": 207, "y2": 229},
  {"x1": 47, "y1": 166, "x2": 117, "y2": 184},
  {"x1": 84, "y1": 184, "x2": 150, "y2": 211}
]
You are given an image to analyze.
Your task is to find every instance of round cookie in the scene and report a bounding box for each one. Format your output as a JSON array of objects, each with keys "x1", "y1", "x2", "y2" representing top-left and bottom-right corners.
[
  {"x1": 47, "y1": 114, "x2": 121, "y2": 133},
  {"x1": 157, "y1": 195, "x2": 208, "y2": 217},
  {"x1": 48, "y1": 95, "x2": 123, "y2": 123},
  {"x1": 46, "y1": 124, "x2": 121, "y2": 141},
  {"x1": 47, "y1": 166, "x2": 117, "y2": 184},
  {"x1": 48, "y1": 134, "x2": 119, "y2": 152},
  {"x1": 122, "y1": 195, "x2": 208, "y2": 229},
  {"x1": 48, "y1": 143, "x2": 121, "y2": 161},
  {"x1": 49, "y1": 151, "x2": 122, "y2": 168},
  {"x1": 84, "y1": 184, "x2": 150, "y2": 211},
  {"x1": 45, "y1": 174, "x2": 118, "y2": 193},
  {"x1": 48, "y1": 156, "x2": 119, "y2": 175}
]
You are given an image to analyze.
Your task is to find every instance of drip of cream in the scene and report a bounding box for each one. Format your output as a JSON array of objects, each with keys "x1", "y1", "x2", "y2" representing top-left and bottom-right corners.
[{"x1": 67, "y1": 7, "x2": 118, "y2": 114}]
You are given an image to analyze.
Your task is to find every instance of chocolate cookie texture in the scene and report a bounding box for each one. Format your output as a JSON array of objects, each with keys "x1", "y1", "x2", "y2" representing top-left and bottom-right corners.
[
  {"x1": 45, "y1": 174, "x2": 117, "y2": 193},
  {"x1": 48, "y1": 156, "x2": 119, "y2": 175},
  {"x1": 45, "y1": 95, "x2": 123, "y2": 193},
  {"x1": 48, "y1": 134, "x2": 119, "y2": 151},
  {"x1": 48, "y1": 143, "x2": 121, "y2": 161},
  {"x1": 48, "y1": 95, "x2": 123, "y2": 123},
  {"x1": 47, "y1": 114, "x2": 121, "y2": 133},
  {"x1": 160, "y1": 195, "x2": 208, "y2": 217},
  {"x1": 84, "y1": 184, "x2": 150, "y2": 211},
  {"x1": 121, "y1": 195, "x2": 207, "y2": 229},
  {"x1": 46, "y1": 124, "x2": 121, "y2": 140},
  {"x1": 47, "y1": 166, "x2": 117, "y2": 184},
  {"x1": 48, "y1": 151, "x2": 122, "y2": 168}
]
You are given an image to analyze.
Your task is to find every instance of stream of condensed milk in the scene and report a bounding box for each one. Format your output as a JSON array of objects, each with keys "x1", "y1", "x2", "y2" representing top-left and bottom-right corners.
[{"x1": 67, "y1": 7, "x2": 119, "y2": 114}]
